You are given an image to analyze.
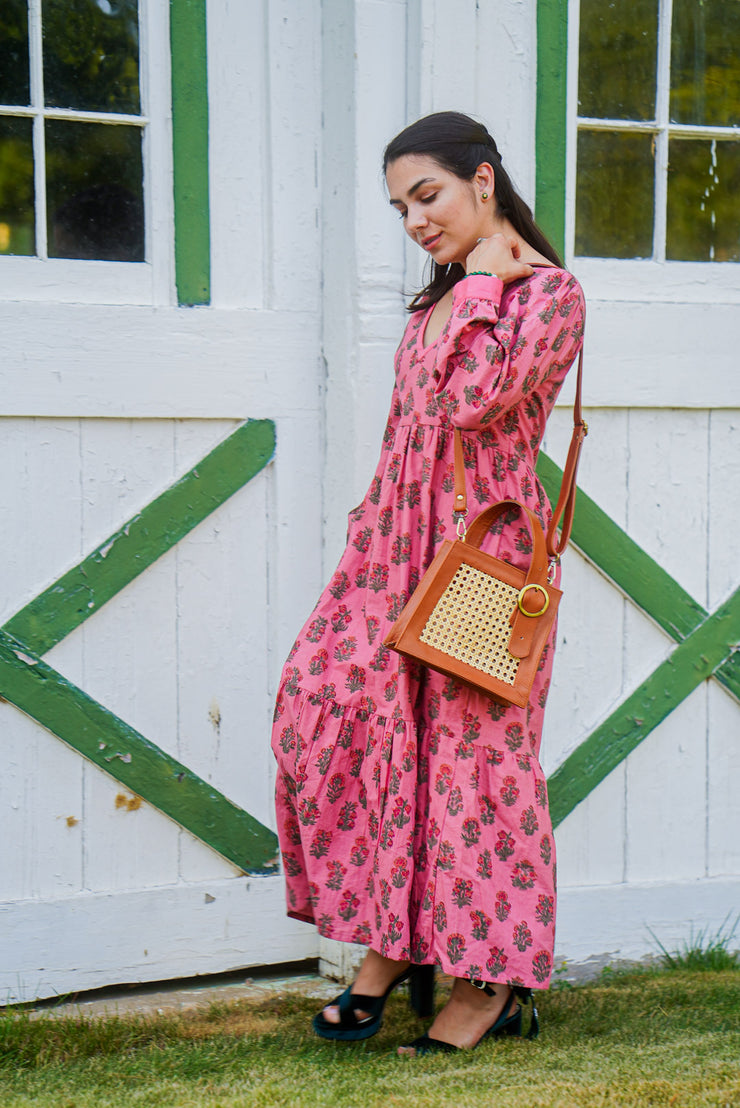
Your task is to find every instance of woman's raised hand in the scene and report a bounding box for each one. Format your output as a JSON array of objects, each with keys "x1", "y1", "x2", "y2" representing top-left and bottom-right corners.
[{"x1": 465, "y1": 233, "x2": 534, "y2": 284}]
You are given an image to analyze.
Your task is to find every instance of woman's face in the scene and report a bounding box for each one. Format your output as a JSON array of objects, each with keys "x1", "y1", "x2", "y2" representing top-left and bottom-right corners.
[{"x1": 385, "y1": 154, "x2": 493, "y2": 267}]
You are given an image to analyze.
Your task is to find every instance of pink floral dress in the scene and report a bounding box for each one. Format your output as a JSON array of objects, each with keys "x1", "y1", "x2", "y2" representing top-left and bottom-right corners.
[{"x1": 272, "y1": 268, "x2": 585, "y2": 989}]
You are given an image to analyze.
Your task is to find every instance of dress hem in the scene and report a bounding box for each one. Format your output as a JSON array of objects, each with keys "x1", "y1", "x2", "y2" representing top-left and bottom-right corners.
[{"x1": 284, "y1": 904, "x2": 551, "y2": 991}]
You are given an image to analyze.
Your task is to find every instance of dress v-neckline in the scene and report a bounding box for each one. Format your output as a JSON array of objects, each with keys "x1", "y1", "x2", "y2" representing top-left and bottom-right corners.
[{"x1": 419, "y1": 303, "x2": 440, "y2": 352}]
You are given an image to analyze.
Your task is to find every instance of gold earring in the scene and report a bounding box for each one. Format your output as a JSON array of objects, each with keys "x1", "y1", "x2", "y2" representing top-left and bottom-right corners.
[{"x1": 481, "y1": 191, "x2": 489, "y2": 200}]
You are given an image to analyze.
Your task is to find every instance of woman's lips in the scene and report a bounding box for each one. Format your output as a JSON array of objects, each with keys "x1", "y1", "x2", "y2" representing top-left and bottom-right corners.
[{"x1": 421, "y1": 233, "x2": 442, "y2": 250}]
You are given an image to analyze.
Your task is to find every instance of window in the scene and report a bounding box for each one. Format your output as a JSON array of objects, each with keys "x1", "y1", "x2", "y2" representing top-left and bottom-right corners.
[
  {"x1": 574, "y1": 0, "x2": 740, "y2": 264},
  {"x1": 0, "y1": 0, "x2": 172, "y2": 303}
]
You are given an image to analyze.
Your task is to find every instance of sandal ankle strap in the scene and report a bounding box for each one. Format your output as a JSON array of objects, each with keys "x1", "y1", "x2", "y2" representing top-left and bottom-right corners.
[{"x1": 469, "y1": 981, "x2": 540, "y2": 1040}]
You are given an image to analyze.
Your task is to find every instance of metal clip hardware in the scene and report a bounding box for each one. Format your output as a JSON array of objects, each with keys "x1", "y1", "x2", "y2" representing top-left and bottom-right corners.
[
  {"x1": 547, "y1": 557, "x2": 559, "y2": 584},
  {"x1": 455, "y1": 514, "x2": 468, "y2": 541}
]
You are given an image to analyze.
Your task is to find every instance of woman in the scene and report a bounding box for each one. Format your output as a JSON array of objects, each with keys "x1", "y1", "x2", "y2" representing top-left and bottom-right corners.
[{"x1": 271, "y1": 111, "x2": 585, "y2": 1055}]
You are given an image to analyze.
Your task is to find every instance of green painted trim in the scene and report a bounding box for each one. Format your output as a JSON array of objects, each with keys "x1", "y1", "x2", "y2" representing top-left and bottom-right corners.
[
  {"x1": 548, "y1": 584, "x2": 740, "y2": 826},
  {"x1": 5, "y1": 420, "x2": 276, "y2": 657},
  {"x1": 1, "y1": 419, "x2": 278, "y2": 874},
  {"x1": 536, "y1": 0, "x2": 569, "y2": 259},
  {"x1": 170, "y1": 0, "x2": 211, "y2": 305},
  {"x1": 0, "y1": 630, "x2": 278, "y2": 874},
  {"x1": 536, "y1": 452, "x2": 740, "y2": 697}
]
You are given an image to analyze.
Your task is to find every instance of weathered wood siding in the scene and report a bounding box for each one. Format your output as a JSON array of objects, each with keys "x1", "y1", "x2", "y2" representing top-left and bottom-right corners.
[{"x1": 1, "y1": 0, "x2": 737, "y2": 1003}]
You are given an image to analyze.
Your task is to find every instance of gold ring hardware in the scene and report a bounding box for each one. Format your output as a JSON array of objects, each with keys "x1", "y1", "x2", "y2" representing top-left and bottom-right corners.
[{"x1": 517, "y1": 583, "x2": 550, "y2": 617}]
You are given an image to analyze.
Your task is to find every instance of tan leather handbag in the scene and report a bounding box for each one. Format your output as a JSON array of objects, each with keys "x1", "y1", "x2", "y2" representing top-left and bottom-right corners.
[{"x1": 384, "y1": 350, "x2": 586, "y2": 707}]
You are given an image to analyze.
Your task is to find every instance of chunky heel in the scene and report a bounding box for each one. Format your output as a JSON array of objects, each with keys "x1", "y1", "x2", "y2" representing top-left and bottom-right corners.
[{"x1": 408, "y1": 964, "x2": 435, "y2": 1019}]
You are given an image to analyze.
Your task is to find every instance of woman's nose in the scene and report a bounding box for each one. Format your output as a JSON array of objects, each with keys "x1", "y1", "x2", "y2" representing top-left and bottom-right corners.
[{"x1": 406, "y1": 206, "x2": 427, "y2": 234}]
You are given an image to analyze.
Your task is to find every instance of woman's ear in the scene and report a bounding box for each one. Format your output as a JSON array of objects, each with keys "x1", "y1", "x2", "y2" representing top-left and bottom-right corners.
[{"x1": 475, "y1": 161, "x2": 496, "y2": 201}]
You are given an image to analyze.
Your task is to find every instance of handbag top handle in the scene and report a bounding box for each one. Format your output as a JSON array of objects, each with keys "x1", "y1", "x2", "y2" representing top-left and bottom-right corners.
[{"x1": 453, "y1": 346, "x2": 586, "y2": 561}]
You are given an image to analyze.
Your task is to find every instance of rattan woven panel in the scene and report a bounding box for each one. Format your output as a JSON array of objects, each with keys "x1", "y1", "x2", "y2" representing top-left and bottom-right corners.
[{"x1": 419, "y1": 563, "x2": 521, "y2": 684}]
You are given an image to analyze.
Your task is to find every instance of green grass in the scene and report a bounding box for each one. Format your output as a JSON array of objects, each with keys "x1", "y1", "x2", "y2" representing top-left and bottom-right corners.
[
  {"x1": 648, "y1": 915, "x2": 740, "y2": 974},
  {"x1": 0, "y1": 969, "x2": 739, "y2": 1107}
]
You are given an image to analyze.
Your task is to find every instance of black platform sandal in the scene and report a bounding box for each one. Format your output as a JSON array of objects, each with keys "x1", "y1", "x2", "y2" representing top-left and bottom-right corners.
[
  {"x1": 399, "y1": 983, "x2": 539, "y2": 1056},
  {"x1": 313, "y1": 963, "x2": 435, "y2": 1042}
]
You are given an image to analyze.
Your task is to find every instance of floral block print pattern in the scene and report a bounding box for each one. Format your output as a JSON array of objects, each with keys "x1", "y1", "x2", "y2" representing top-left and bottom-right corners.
[{"x1": 272, "y1": 269, "x2": 585, "y2": 990}]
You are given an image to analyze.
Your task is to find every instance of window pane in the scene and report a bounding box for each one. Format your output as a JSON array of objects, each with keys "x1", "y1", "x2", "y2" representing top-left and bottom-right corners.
[
  {"x1": 46, "y1": 120, "x2": 144, "y2": 260},
  {"x1": 0, "y1": 116, "x2": 35, "y2": 255},
  {"x1": 667, "y1": 138, "x2": 740, "y2": 261},
  {"x1": 671, "y1": 0, "x2": 740, "y2": 126},
  {"x1": 0, "y1": 0, "x2": 30, "y2": 105},
  {"x1": 42, "y1": 0, "x2": 140, "y2": 114},
  {"x1": 578, "y1": 0, "x2": 659, "y2": 120},
  {"x1": 575, "y1": 130, "x2": 655, "y2": 258}
]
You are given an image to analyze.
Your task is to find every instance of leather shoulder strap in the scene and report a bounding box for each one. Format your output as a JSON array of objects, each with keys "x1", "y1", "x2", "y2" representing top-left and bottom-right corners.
[
  {"x1": 452, "y1": 344, "x2": 587, "y2": 561},
  {"x1": 545, "y1": 347, "x2": 587, "y2": 559}
]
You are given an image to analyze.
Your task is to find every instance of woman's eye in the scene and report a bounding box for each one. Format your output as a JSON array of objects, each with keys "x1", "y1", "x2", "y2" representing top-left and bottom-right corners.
[
  {"x1": 420, "y1": 194, "x2": 437, "y2": 205},
  {"x1": 397, "y1": 210, "x2": 407, "y2": 221}
]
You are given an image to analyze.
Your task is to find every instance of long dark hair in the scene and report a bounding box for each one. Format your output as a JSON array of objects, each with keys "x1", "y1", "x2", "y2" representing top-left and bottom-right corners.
[{"x1": 383, "y1": 111, "x2": 562, "y2": 311}]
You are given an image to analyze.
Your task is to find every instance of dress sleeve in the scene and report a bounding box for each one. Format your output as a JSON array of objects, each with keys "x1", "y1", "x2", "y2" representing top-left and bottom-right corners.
[{"x1": 431, "y1": 271, "x2": 585, "y2": 429}]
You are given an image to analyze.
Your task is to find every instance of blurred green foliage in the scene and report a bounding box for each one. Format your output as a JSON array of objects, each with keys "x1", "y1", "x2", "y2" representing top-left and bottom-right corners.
[
  {"x1": 0, "y1": 0, "x2": 30, "y2": 105},
  {"x1": 0, "y1": 117, "x2": 34, "y2": 255},
  {"x1": 0, "y1": 0, "x2": 142, "y2": 258},
  {"x1": 42, "y1": 0, "x2": 140, "y2": 114},
  {"x1": 577, "y1": 0, "x2": 740, "y2": 260},
  {"x1": 578, "y1": 0, "x2": 658, "y2": 121}
]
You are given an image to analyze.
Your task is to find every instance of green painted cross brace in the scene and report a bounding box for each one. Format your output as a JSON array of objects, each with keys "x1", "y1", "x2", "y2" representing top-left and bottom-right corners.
[{"x1": 0, "y1": 420, "x2": 279, "y2": 875}]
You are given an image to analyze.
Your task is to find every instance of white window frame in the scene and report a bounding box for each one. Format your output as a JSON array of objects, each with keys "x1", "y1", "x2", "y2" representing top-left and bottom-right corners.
[
  {"x1": 0, "y1": 0, "x2": 173, "y2": 306},
  {"x1": 566, "y1": 0, "x2": 740, "y2": 304}
]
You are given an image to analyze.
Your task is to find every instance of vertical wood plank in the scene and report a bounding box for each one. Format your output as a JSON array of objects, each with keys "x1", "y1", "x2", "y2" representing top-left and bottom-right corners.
[
  {"x1": 267, "y1": 0, "x2": 322, "y2": 312},
  {"x1": 418, "y1": 0, "x2": 478, "y2": 114},
  {"x1": 708, "y1": 411, "x2": 740, "y2": 610},
  {"x1": 707, "y1": 684, "x2": 740, "y2": 877},
  {"x1": 622, "y1": 411, "x2": 710, "y2": 887},
  {"x1": 206, "y1": 0, "x2": 267, "y2": 308},
  {"x1": 76, "y1": 420, "x2": 180, "y2": 892},
  {"x1": 0, "y1": 420, "x2": 84, "y2": 899},
  {"x1": 626, "y1": 410, "x2": 709, "y2": 608},
  {"x1": 475, "y1": 0, "x2": 537, "y2": 203},
  {"x1": 624, "y1": 690, "x2": 708, "y2": 883},
  {"x1": 554, "y1": 767, "x2": 626, "y2": 887},
  {"x1": 174, "y1": 420, "x2": 270, "y2": 879},
  {"x1": 706, "y1": 411, "x2": 740, "y2": 877}
]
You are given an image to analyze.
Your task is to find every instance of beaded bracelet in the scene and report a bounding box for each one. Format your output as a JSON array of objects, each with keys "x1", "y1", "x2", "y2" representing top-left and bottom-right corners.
[{"x1": 466, "y1": 270, "x2": 500, "y2": 279}]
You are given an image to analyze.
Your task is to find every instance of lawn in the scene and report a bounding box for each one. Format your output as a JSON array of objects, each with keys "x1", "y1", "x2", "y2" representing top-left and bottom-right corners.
[{"x1": 0, "y1": 967, "x2": 738, "y2": 1107}]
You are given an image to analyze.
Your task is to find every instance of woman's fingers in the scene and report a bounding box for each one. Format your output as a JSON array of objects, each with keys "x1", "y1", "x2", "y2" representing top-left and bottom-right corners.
[{"x1": 466, "y1": 233, "x2": 533, "y2": 282}]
